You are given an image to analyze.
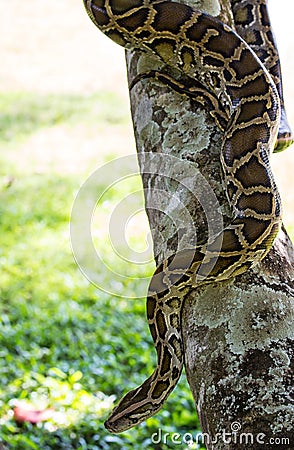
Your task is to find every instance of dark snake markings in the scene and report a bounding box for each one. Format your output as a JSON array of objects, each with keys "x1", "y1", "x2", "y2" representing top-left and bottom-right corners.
[{"x1": 83, "y1": 0, "x2": 292, "y2": 433}]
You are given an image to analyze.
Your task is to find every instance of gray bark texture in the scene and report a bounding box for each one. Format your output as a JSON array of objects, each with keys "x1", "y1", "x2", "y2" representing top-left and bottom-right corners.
[{"x1": 125, "y1": 0, "x2": 294, "y2": 448}]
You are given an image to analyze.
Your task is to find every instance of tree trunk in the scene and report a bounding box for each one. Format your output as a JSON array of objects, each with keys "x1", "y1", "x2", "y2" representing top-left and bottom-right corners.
[{"x1": 126, "y1": 0, "x2": 294, "y2": 448}]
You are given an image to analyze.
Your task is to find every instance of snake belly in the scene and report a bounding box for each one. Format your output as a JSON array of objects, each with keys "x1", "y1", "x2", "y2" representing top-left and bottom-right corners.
[{"x1": 83, "y1": 0, "x2": 282, "y2": 433}]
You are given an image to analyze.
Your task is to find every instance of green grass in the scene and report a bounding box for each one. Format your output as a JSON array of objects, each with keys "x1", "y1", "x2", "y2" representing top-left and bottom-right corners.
[
  {"x1": 0, "y1": 91, "x2": 128, "y2": 145},
  {"x1": 0, "y1": 91, "x2": 202, "y2": 449}
]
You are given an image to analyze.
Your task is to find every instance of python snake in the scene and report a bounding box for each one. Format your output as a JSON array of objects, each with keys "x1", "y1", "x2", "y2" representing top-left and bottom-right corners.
[
  {"x1": 231, "y1": 0, "x2": 293, "y2": 152},
  {"x1": 83, "y1": 0, "x2": 292, "y2": 433}
]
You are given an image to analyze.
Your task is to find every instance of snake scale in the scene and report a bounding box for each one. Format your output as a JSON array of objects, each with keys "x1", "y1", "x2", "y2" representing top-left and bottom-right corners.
[{"x1": 83, "y1": 0, "x2": 292, "y2": 433}]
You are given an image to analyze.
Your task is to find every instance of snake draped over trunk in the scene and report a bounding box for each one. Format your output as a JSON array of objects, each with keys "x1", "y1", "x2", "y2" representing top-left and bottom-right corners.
[{"x1": 82, "y1": 0, "x2": 292, "y2": 433}]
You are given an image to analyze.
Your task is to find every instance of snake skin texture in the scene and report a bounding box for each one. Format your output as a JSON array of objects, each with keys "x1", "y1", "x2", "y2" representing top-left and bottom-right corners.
[
  {"x1": 82, "y1": 0, "x2": 290, "y2": 433},
  {"x1": 230, "y1": 0, "x2": 293, "y2": 151}
]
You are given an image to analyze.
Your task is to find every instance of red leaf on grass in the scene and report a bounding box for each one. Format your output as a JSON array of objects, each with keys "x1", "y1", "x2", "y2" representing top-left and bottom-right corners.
[{"x1": 13, "y1": 403, "x2": 54, "y2": 424}]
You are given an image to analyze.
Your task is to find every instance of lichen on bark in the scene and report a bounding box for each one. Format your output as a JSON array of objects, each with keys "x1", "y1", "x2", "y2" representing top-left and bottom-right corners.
[{"x1": 125, "y1": 0, "x2": 293, "y2": 447}]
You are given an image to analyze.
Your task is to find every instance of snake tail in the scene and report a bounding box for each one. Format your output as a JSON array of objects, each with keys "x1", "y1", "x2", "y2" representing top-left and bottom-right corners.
[{"x1": 105, "y1": 287, "x2": 183, "y2": 432}]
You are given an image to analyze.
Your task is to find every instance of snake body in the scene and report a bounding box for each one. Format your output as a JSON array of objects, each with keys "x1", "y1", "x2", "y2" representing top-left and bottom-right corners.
[
  {"x1": 231, "y1": 0, "x2": 293, "y2": 151},
  {"x1": 83, "y1": 0, "x2": 287, "y2": 433}
]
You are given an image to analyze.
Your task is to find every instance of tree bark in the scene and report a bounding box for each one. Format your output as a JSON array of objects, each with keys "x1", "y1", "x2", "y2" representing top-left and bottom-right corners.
[{"x1": 125, "y1": 0, "x2": 294, "y2": 448}]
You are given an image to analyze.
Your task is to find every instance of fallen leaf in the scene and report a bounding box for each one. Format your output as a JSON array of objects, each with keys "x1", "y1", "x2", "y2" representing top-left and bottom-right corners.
[{"x1": 13, "y1": 403, "x2": 54, "y2": 424}]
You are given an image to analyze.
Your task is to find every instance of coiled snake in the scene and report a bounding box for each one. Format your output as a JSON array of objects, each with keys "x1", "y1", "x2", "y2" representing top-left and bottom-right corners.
[{"x1": 83, "y1": 0, "x2": 292, "y2": 433}]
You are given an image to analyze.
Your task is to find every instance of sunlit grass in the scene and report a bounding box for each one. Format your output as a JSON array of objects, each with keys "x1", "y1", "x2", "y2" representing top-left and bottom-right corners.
[
  {"x1": 2, "y1": 369, "x2": 115, "y2": 431},
  {"x1": 287, "y1": 224, "x2": 294, "y2": 242},
  {"x1": 0, "y1": 92, "x2": 199, "y2": 448},
  {"x1": 0, "y1": 91, "x2": 128, "y2": 145}
]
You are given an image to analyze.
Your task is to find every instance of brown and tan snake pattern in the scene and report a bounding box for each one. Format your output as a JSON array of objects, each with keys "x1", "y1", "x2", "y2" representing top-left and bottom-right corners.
[
  {"x1": 231, "y1": 0, "x2": 293, "y2": 151},
  {"x1": 83, "y1": 0, "x2": 291, "y2": 433}
]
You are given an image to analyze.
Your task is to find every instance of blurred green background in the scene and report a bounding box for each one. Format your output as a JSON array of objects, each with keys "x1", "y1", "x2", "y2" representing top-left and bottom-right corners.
[{"x1": 0, "y1": 1, "x2": 293, "y2": 449}]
